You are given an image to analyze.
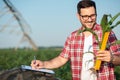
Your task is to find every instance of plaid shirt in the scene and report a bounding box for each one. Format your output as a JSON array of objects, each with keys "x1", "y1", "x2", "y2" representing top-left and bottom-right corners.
[{"x1": 60, "y1": 24, "x2": 120, "y2": 80}]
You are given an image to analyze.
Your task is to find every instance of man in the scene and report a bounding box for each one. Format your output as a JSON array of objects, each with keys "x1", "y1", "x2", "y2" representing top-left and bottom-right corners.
[{"x1": 31, "y1": 0, "x2": 120, "y2": 80}]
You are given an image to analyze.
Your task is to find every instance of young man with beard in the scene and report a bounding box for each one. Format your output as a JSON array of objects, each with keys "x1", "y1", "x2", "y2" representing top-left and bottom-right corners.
[{"x1": 31, "y1": 0, "x2": 120, "y2": 80}]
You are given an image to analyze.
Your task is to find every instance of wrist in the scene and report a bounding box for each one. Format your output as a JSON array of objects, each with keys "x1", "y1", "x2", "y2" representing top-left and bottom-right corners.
[
  {"x1": 110, "y1": 52, "x2": 115, "y2": 63},
  {"x1": 42, "y1": 61, "x2": 46, "y2": 68}
]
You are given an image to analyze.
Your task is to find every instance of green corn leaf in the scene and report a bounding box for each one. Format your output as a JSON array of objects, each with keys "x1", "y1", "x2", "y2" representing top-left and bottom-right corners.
[
  {"x1": 110, "y1": 21, "x2": 120, "y2": 30},
  {"x1": 100, "y1": 14, "x2": 108, "y2": 32},
  {"x1": 85, "y1": 28, "x2": 100, "y2": 46},
  {"x1": 108, "y1": 12, "x2": 120, "y2": 25},
  {"x1": 83, "y1": 28, "x2": 100, "y2": 46},
  {"x1": 77, "y1": 29, "x2": 85, "y2": 35},
  {"x1": 100, "y1": 12, "x2": 120, "y2": 37},
  {"x1": 105, "y1": 25, "x2": 111, "y2": 32},
  {"x1": 77, "y1": 27, "x2": 100, "y2": 46}
]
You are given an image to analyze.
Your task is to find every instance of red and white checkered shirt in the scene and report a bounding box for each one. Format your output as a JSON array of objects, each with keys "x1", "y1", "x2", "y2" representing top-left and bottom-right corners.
[{"x1": 60, "y1": 24, "x2": 120, "y2": 80}]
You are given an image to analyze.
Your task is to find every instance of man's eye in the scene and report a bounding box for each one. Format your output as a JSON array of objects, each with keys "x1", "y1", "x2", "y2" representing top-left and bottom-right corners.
[{"x1": 83, "y1": 16, "x2": 88, "y2": 17}]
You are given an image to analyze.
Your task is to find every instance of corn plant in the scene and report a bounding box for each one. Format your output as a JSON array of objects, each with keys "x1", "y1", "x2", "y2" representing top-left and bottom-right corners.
[{"x1": 94, "y1": 12, "x2": 120, "y2": 70}]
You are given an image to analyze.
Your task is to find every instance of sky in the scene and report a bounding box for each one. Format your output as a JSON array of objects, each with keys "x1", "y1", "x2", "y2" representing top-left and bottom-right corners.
[{"x1": 0, "y1": 0, "x2": 120, "y2": 48}]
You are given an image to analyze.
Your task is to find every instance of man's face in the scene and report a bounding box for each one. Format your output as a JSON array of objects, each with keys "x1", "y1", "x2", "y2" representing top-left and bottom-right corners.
[{"x1": 78, "y1": 6, "x2": 96, "y2": 29}]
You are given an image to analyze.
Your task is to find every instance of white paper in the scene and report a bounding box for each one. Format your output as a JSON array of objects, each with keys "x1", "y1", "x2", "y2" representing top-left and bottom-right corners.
[{"x1": 21, "y1": 65, "x2": 55, "y2": 74}]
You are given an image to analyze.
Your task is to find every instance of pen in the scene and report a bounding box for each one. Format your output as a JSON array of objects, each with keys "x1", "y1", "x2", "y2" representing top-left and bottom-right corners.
[{"x1": 34, "y1": 56, "x2": 36, "y2": 64}]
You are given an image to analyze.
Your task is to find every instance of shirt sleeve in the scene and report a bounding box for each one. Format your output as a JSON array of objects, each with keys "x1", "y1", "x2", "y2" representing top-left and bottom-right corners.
[
  {"x1": 108, "y1": 31, "x2": 120, "y2": 55},
  {"x1": 59, "y1": 36, "x2": 71, "y2": 59}
]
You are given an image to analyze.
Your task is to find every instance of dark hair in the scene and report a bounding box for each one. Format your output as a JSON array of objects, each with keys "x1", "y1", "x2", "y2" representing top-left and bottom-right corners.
[{"x1": 77, "y1": 0, "x2": 96, "y2": 14}]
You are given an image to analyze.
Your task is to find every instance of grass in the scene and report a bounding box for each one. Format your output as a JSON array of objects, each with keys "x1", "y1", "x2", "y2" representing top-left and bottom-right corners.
[
  {"x1": 0, "y1": 48, "x2": 120, "y2": 80},
  {"x1": 0, "y1": 48, "x2": 71, "y2": 80}
]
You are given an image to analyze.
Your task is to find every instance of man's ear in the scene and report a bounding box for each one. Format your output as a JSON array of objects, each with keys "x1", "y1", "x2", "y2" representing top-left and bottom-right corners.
[{"x1": 77, "y1": 13, "x2": 80, "y2": 20}]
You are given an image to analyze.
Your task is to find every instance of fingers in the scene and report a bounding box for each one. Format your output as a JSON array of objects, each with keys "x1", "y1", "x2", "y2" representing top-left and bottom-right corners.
[
  {"x1": 31, "y1": 60, "x2": 37, "y2": 69},
  {"x1": 31, "y1": 60, "x2": 44, "y2": 69},
  {"x1": 96, "y1": 50, "x2": 111, "y2": 62}
]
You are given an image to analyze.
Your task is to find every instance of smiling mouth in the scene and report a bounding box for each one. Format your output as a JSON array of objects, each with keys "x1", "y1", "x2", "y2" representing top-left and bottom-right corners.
[{"x1": 87, "y1": 23, "x2": 93, "y2": 26}]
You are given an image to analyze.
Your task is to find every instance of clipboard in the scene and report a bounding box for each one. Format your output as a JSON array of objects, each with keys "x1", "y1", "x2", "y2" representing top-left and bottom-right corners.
[{"x1": 21, "y1": 65, "x2": 55, "y2": 74}]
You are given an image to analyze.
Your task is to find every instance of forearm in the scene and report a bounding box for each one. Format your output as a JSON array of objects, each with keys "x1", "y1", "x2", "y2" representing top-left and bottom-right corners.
[{"x1": 43, "y1": 56, "x2": 68, "y2": 69}]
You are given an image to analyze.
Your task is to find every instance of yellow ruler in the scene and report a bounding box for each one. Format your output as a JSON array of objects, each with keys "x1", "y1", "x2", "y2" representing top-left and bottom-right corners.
[{"x1": 94, "y1": 32, "x2": 110, "y2": 70}]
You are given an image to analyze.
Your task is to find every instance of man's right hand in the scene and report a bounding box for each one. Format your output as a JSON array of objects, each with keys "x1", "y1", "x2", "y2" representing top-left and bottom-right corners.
[{"x1": 31, "y1": 60, "x2": 44, "y2": 70}]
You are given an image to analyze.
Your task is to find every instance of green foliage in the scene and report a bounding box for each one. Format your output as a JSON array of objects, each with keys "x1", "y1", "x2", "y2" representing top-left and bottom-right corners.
[
  {"x1": 0, "y1": 49, "x2": 120, "y2": 79},
  {"x1": 77, "y1": 27, "x2": 100, "y2": 47},
  {"x1": 115, "y1": 66, "x2": 120, "y2": 80},
  {"x1": 0, "y1": 48, "x2": 72, "y2": 80},
  {"x1": 100, "y1": 12, "x2": 120, "y2": 35},
  {"x1": 100, "y1": 12, "x2": 120, "y2": 47},
  {"x1": 55, "y1": 61, "x2": 72, "y2": 80}
]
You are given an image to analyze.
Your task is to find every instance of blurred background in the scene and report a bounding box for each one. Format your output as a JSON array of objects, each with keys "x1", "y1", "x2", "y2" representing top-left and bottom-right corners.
[{"x1": 0, "y1": 0, "x2": 120, "y2": 49}]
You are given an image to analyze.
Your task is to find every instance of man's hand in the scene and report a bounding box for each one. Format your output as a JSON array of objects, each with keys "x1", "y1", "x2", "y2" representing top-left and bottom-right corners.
[
  {"x1": 31, "y1": 60, "x2": 44, "y2": 70},
  {"x1": 96, "y1": 50, "x2": 111, "y2": 62}
]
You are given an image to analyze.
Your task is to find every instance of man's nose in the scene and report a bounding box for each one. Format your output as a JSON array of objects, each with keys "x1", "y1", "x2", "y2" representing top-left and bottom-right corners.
[{"x1": 87, "y1": 17, "x2": 93, "y2": 21}]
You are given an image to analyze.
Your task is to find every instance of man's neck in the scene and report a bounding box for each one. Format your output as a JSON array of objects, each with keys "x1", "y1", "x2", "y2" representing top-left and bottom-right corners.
[{"x1": 83, "y1": 31, "x2": 92, "y2": 37}]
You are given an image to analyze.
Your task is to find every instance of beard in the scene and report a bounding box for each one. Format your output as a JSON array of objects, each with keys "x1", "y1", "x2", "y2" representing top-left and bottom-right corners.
[{"x1": 82, "y1": 21, "x2": 96, "y2": 29}]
